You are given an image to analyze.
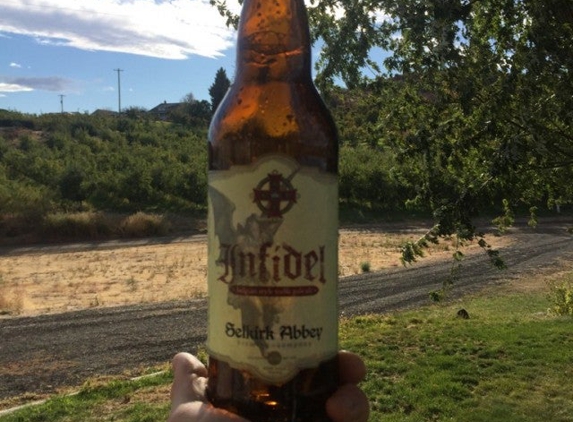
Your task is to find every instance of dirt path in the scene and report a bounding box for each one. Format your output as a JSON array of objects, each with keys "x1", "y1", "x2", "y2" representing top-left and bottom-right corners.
[{"x1": 0, "y1": 220, "x2": 571, "y2": 408}]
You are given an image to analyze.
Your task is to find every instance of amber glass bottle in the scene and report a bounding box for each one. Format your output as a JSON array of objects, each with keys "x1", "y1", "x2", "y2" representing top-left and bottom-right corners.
[{"x1": 206, "y1": 0, "x2": 339, "y2": 421}]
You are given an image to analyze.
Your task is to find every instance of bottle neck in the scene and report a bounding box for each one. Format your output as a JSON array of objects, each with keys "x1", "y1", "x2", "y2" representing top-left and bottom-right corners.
[{"x1": 235, "y1": 0, "x2": 312, "y2": 83}]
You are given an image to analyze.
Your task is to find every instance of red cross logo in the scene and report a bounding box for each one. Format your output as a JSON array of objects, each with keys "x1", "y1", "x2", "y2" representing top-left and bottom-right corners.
[{"x1": 253, "y1": 171, "x2": 298, "y2": 218}]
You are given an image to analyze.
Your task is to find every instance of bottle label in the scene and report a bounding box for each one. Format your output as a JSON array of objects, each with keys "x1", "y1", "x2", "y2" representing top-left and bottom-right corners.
[{"x1": 207, "y1": 155, "x2": 338, "y2": 384}]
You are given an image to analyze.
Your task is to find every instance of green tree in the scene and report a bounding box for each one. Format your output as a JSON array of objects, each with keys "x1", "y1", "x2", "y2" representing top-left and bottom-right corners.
[
  {"x1": 211, "y1": 0, "x2": 573, "y2": 261},
  {"x1": 171, "y1": 94, "x2": 212, "y2": 127},
  {"x1": 209, "y1": 67, "x2": 231, "y2": 112},
  {"x1": 0, "y1": 110, "x2": 210, "y2": 216}
]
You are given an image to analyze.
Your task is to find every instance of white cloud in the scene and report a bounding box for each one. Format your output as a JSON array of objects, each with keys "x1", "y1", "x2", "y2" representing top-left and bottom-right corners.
[
  {"x1": 0, "y1": 82, "x2": 34, "y2": 93},
  {"x1": 0, "y1": 0, "x2": 241, "y2": 60},
  {"x1": 373, "y1": 10, "x2": 392, "y2": 25},
  {"x1": 9, "y1": 62, "x2": 22, "y2": 68},
  {"x1": 0, "y1": 77, "x2": 74, "y2": 93}
]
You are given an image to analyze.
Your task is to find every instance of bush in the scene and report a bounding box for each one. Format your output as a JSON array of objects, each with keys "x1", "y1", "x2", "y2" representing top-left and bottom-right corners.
[
  {"x1": 548, "y1": 276, "x2": 573, "y2": 317},
  {"x1": 339, "y1": 144, "x2": 406, "y2": 210},
  {"x1": 42, "y1": 211, "x2": 113, "y2": 239},
  {"x1": 120, "y1": 212, "x2": 170, "y2": 238},
  {"x1": 1, "y1": 110, "x2": 209, "y2": 215}
]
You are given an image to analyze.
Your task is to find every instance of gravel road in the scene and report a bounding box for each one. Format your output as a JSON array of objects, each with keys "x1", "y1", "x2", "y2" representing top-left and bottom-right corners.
[{"x1": 1, "y1": 221, "x2": 572, "y2": 403}]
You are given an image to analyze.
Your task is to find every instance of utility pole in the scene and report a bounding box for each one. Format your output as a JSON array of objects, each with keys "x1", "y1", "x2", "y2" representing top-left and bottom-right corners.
[
  {"x1": 59, "y1": 94, "x2": 65, "y2": 113},
  {"x1": 114, "y1": 68, "x2": 123, "y2": 114}
]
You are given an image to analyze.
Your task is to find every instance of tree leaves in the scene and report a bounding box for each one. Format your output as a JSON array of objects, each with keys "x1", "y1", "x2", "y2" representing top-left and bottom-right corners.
[
  {"x1": 313, "y1": 0, "x2": 571, "y2": 229},
  {"x1": 209, "y1": 1, "x2": 572, "y2": 271}
]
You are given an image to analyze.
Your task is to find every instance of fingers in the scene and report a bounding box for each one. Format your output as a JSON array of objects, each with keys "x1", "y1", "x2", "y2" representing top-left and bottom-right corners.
[
  {"x1": 326, "y1": 383, "x2": 370, "y2": 422},
  {"x1": 172, "y1": 352, "x2": 208, "y2": 379},
  {"x1": 170, "y1": 351, "x2": 370, "y2": 422},
  {"x1": 169, "y1": 353, "x2": 250, "y2": 422},
  {"x1": 326, "y1": 350, "x2": 369, "y2": 422},
  {"x1": 170, "y1": 352, "x2": 208, "y2": 410},
  {"x1": 338, "y1": 350, "x2": 367, "y2": 384}
]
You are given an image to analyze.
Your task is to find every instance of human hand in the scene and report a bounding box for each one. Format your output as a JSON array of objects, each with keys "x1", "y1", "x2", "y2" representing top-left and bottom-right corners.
[
  {"x1": 168, "y1": 351, "x2": 369, "y2": 422},
  {"x1": 168, "y1": 352, "x2": 247, "y2": 422}
]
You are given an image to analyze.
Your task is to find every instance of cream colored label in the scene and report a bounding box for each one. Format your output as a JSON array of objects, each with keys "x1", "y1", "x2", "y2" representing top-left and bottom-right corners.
[{"x1": 207, "y1": 155, "x2": 338, "y2": 384}]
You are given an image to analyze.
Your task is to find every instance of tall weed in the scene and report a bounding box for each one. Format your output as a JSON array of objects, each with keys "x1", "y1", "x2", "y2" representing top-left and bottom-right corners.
[
  {"x1": 548, "y1": 274, "x2": 573, "y2": 317},
  {"x1": 42, "y1": 212, "x2": 112, "y2": 239},
  {"x1": 0, "y1": 274, "x2": 24, "y2": 315},
  {"x1": 120, "y1": 212, "x2": 170, "y2": 238}
]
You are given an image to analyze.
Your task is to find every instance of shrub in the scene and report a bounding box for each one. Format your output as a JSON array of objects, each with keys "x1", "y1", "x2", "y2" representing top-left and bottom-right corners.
[
  {"x1": 0, "y1": 213, "x2": 38, "y2": 239},
  {"x1": 42, "y1": 211, "x2": 113, "y2": 239},
  {"x1": 120, "y1": 212, "x2": 170, "y2": 238},
  {"x1": 548, "y1": 276, "x2": 573, "y2": 317}
]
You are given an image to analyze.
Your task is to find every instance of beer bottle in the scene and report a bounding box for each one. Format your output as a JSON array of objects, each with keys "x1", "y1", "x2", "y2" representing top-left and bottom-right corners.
[{"x1": 206, "y1": 0, "x2": 339, "y2": 420}]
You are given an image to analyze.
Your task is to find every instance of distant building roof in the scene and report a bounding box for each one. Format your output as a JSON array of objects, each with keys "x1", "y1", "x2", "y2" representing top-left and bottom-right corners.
[
  {"x1": 148, "y1": 101, "x2": 182, "y2": 120},
  {"x1": 91, "y1": 109, "x2": 118, "y2": 116}
]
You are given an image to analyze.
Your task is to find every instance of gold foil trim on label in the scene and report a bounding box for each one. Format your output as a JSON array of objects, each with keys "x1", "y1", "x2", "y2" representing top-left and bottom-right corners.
[{"x1": 207, "y1": 155, "x2": 338, "y2": 384}]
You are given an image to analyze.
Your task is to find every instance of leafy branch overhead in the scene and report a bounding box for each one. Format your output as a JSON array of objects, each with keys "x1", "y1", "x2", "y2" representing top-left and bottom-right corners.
[{"x1": 212, "y1": 0, "x2": 573, "y2": 260}]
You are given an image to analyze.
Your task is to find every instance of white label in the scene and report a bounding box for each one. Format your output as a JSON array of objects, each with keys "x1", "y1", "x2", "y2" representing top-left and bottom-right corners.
[{"x1": 207, "y1": 155, "x2": 338, "y2": 384}]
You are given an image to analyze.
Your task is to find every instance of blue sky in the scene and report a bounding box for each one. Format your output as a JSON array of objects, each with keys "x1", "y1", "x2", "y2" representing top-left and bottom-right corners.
[
  {"x1": 0, "y1": 1, "x2": 391, "y2": 115},
  {"x1": 0, "y1": 0, "x2": 242, "y2": 115}
]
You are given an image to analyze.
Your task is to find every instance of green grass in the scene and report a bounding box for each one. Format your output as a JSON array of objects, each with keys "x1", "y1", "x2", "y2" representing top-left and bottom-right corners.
[
  {"x1": 345, "y1": 290, "x2": 573, "y2": 421},
  {"x1": 2, "y1": 276, "x2": 573, "y2": 422},
  {"x1": 0, "y1": 372, "x2": 172, "y2": 422},
  {"x1": 361, "y1": 261, "x2": 372, "y2": 273}
]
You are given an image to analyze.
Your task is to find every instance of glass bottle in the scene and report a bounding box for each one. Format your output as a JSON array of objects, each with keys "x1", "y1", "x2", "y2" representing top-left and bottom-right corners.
[{"x1": 206, "y1": 0, "x2": 339, "y2": 420}]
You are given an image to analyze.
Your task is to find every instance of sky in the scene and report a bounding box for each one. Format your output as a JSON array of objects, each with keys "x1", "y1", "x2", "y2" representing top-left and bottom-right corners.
[{"x1": 0, "y1": 0, "x2": 243, "y2": 115}]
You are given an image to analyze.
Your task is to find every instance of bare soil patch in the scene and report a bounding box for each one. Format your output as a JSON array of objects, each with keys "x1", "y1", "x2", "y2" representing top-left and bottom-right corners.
[{"x1": 0, "y1": 227, "x2": 513, "y2": 316}]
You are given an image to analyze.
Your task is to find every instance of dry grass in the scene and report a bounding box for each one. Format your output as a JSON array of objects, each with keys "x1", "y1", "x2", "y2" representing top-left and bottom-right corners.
[
  {"x1": 0, "y1": 228, "x2": 513, "y2": 317},
  {"x1": 0, "y1": 241, "x2": 207, "y2": 316},
  {"x1": 0, "y1": 275, "x2": 24, "y2": 315}
]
